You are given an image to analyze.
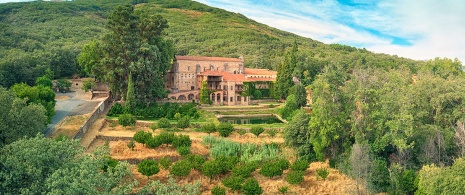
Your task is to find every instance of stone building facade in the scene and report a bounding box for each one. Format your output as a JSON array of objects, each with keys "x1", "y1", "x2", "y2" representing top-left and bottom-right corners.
[{"x1": 166, "y1": 55, "x2": 276, "y2": 106}]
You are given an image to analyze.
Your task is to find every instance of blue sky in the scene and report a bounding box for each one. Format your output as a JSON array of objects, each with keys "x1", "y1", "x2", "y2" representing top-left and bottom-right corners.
[
  {"x1": 195, "y1": 0, "x2": 465, "y2": 62},
  {"x1": 1, "y1": 0, "x2": 464, "y2": 62}
]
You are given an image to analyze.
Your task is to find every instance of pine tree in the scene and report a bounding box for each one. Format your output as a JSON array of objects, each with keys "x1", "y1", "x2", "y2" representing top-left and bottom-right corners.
[{"x1": 275, "y1": 41, "x2": 298, "y2": 99}]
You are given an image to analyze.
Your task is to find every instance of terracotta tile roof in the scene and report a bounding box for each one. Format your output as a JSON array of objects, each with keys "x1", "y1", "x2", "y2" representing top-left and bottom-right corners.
[
  {"x1": 244, "y1": 68, "x2": 277, "y2": 75},
  {"x1": 198, "y1": 70, "x2": 246, "y2": 82},
  {"x1": 247, "y1": 77, "x2": 276, "y2": 82},
  {"x1": 175, "y1": 55, "x2": 243, "y2": 62}
]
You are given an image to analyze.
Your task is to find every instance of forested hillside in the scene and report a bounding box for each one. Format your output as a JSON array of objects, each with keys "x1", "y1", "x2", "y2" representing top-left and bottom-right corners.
[{"x1": 0, "y1": 0, "x2": 420, "y2": 88}]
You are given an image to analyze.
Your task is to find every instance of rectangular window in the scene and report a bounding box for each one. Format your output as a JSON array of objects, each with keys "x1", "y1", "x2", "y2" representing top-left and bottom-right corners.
[
  {"x1": 230, "y1": 86, "x2": 233, "y2": 90},
  {"x1": 187, "y1": 66, "x2": 190, "y2": 71},
  {"x1": 230, "y1": 97, "x2": 233, "y2": 102}
]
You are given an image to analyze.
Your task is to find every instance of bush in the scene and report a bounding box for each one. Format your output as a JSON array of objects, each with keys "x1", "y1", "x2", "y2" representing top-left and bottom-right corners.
[
  {"x1": 218, "y1": 123, "x2": 234, "y2": 137},
  {"x1": 242, "y1": 178, "x2": 262, "y2": 195},
  {"x1": 108, "y1": 102, "x2": 124, "y2": 116},
  {"x1": 133, "y1": 131, "x2": 152, "y2": 144},
  {"x1": 286, "y1": 171, "x2": 304, "y2": 184},
  {"x1": 118, "y1": 113, "x2": 136, "y2": 127},
  {"x1": 149, "y1": 123, "x2": 157, "y2": 131},
  {"x1": 138, "y1": 159, "x2": 160, "y2": 178},
  {"x1": 159, "y1": 157, "x2": 171, "y2": 170},
  {"x1": 176, "y1": 116, "x2": 190, "y2": 129},
  {"x1": 259, "y1": 161, "x2": 283, "y2": 178},
  {"x1": 217, "y1": 155, "x2": 240, "y2": 172},
  {"x1": 202, "y1": 160, "x2": 223, "y2": 179},
  {"x1": 232, "y1": 162, "x2": 259, "y2": 178},
  {"x1": 127, "y1": 140, "x2": 135, "y2": 150},
  {"x1": 250, "y1": 126, "x2": 265, "y2": 137},
  {"x1": 102, "y1": 158, "x2": 118, "y2": 172},
  {"x1": 267, "y1": 128, "x2": 278, "y2": 137},
  {"x1": 170, "y1": 160, "x2": 191, "y2": 177},
  {"x1": 177, "y1": 146, "x2": 191, "y2": 156},
  {"x1": 291, "y1": 159, "x2": 309, "y2": 171},
  {"x1": 146, "y1": 136, "x2": 162, "y2": 148},
  {"x1": 276, "y1": 159, "x2": 290, "y2": 171},
  {"x1": 172, "y1": 134, "x2": 191, "y2": 148},
  {"x1": 157, "y1": 118, "x2": 171, "y2": 128},
  {"x1": 211, "y1": 185, "x2": 226, "y2": 195},
  {"x1": 157, "y1": 132, "x2": 175, "y2": 145},
  {"x1": 186, "y1": 154, "x2": 206, "y2": 171},
  {"x1": 201, "y1": 123, "x2": 216, "y2": 134},
  {"x1": 222, "y1": 176, "x2": 243, "y2": 191},
  {"x1": 278, "y1": 186, "x2": 288, "y2": 194},
  {"x1": 237, "y1": 128, "x2": 247, "y2": 136},
  {"x1": 316, "y1": 167, "x2": 329, "y2": 180}
]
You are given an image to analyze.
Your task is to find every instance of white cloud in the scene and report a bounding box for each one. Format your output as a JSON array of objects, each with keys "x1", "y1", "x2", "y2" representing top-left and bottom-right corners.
[{"x1": 196, "y1": 0, "x2": 465, "y2": 62}]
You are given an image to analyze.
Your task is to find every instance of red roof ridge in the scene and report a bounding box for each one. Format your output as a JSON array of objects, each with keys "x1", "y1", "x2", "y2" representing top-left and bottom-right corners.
[{"x1": 175, "y1": 55, "x2": 243, "y2": 62}]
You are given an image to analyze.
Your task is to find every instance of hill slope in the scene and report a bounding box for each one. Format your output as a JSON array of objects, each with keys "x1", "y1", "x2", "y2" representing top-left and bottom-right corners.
[{"x1": 0, "y1": 0, "x2": 420, "y2": 87}]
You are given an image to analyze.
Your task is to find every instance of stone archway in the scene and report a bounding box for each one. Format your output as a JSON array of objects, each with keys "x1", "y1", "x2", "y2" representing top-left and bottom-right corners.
[
  {"x1": 178, "y1": 95, "x2": 187, "y2": 100},
  {"x1": 188, "y1": 93, "x2": 194, "y2": 100}
]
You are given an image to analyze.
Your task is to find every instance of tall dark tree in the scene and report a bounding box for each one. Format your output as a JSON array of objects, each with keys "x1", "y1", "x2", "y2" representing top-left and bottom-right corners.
[
  {"x1": 275, "y1": 41, "x2": 298, "y2": 99},
  {"x1": 294, "y1": 83, "x2": 307, "y2": 107},
  {"x1": 101, "y1": 5, "x2": 174, "y2": 102}
]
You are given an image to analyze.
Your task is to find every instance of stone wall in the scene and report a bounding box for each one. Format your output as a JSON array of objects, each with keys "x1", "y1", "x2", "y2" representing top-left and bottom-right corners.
[{"x1": 73, "y1": 97, "x2": 110, "y2": 139}]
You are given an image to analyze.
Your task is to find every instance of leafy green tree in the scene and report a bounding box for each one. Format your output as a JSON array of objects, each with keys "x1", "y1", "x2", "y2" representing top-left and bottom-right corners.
[
  {"x1": 417, "y1": 158, "x2": 465, "y2": 195},
  {"x1": 77, "y1": 40, "x2": 104, "y2": 80},
  {"x1": 201, "y1": 123, "x2": 217, "y2": 134},
  {"x1": 250, "y1": 126, "x2": 265, "y2": 137},
  {"x1": 242, "y1": 178, "x2": 263, "y2": 195},
  {"x1": 35, "y1": 75, "x2": 53, "y2": 88},
  {"x1": 157, "y1": 118, "x2": 171, "y2": 128},
  {"x1": 176, "y1": 116, "x2": 190, "y2": 129},
  {"x1": 218, "y1": 123, "x2": 234, "y2": 137},
  {"x1": 0, "y1": 135, "x2": 133, "y2": 194},
  {"x1": 294, "y1": 83, "x2": 307, "y2": 107},
  {"x1": 56, "y1": 78, "x2": 71, "y2": 92},
  {"x1": 0, "y1": 88, "x2": 47, "y2": 146},
  {"x1": 10, "y1": 83, "x2": 55, "y2": 122},
  {"x1": 138, "y1": 159, "x2": 160, "y2": 178},
  {"x1": 133, "y1": 131, "x2": 152, "y2": 145},
  {"x1": 81, "y1": 79, "x2": 95, "y2": 92},
  {"x1": 281, "y1": 94, "x2": 298, "y2": 119},
  {"x1": 283, "y1": 110, "x2": 312, "y2": 158},
  {"x1": 350, "y1": 143, "x2": 371, "y2": 195},
  {"x1": 101, "y1": 5, "x2": 174, "y2": 102}
]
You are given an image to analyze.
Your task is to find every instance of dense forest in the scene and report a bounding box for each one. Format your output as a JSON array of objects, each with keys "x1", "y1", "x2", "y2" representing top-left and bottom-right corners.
[{"x1": 1, "y1": 0, "x2": 464, "y2": 194}]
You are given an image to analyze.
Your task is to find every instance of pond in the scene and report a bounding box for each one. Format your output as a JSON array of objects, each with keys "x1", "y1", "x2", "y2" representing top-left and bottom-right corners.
[{"x1": 218, "y1": 116, "x2": 283, "y2": 124}]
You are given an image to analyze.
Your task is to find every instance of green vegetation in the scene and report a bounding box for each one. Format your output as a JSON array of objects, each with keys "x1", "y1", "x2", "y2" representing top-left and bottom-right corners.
[
  {"x1": 0, "y1": 88, "x2": 47, "y2": 146},
  {"x1": 242, "y1": 178, "x2": 263, "y2": 195},
  {"x1": 286, "y1": 171, "x2": 304, "y2": 185},
  {"x1": 316, "y1": 168, "x2": 329, "y2": 181},
  {"x1": 118, "y1": 113, "x2": 136, "y2": 127},
  {"x1": 217, "y1": 123, "x2": 234, "y2": 137},
  {"x1": 211, "y1": 185, "x2": 226, "y2": 195},
  {"x1": 222, "y1": 176, "x2": 243, "y2": 191},
  {"x1": 250, "y1": 126, "x2": 265, "y2": 137},
  {"x1": 157, "y1": 118, "x2": 171, "y2": 128},
  {"x1": 290, "y1": 159, "x2": 309, "y2": 172},
  {"x1": 170, "y1": 159, "x2": 191, "y2": 177},
  {"x1": 278, "y1": 186, "x2": 289, "y2": 194},
  {"x1": 232, "y1": 162, "x2": 259, "y2": 178},
  {"x1": 159, "y1": 156, "x2": 172, "y2": 170},
  {"x1": 138, "y1": 159, "x2": 160, "y2": 178}
]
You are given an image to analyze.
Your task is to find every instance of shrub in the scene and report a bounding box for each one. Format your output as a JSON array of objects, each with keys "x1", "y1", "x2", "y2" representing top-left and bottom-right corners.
[
  {"x1": 316, "y1": 167, "x2": 329, "y2": 180},
  {"x1": 172, "y1": 134, "x2": 191, "y2": 148},
  {"x1": 242, "y1": 178, "x2": 262, "y2": 195},
  {"x1": 216, "y1": 155, "x2": 240, "y2": 172},
  {"x1": 146, "y1": 136, "x2": 162, "y2": 148},
  {"x1": 278, "y1": 186, "x2": 288, "y2": 194},
  {"x1": 250, "y1": 126, "x2": 265, "y2": 137},
  {"x1": 259, "y1": 161, "x2": 283, "y2": 178},
  {"x1": 174, "y1": 112, "x2": 181, "y2": 120},
  {"x1": 237, "y1": 128, "x2": 247, "y2": 136},
  {"x1": 127, "y1": 140, "x2": 135, "y2": 150},
  {"x1": 159, "y1": 157, "x2": 171, "y2": 170},
  {"x1": 133, "y1": 131, "x2": 152, "y2": 144},
  {"x1": 149, "y1": 123, "x2": 157, "y2": 131},
  {"x1": 232, "y1": 162, "x2": 259, "y2": 178},
  {"x1": 108, "y1": 102, "x2": 124, "y2": 116},
  {"x1": 102, "y1": 158, "x2": 119, "y2": 172},
  {"x1": 177, "y1": 146, "x2": 191, "y2": 156},
  {"x1": 222, "y1": 176, "x2": 244, "y2": 191},
  {"x1": 276, "y1": 159, "x2": 290, "y2": 171},
  {"x1": 176, "y1": 116, "x2": 190, "y2": 129},
  {"x1": 211, "y1": 185, "x2": 226, "y2": 195},
  {"x1": 186, "y1": 154, "x2": 206, "y2": 171},
  {"x1": 218, "y1": 123, "x2": 234, "y2": 137},
  {"x1": 286, "y1": 171, "x2": 304, "y2": 184},
  {"x1": 138, "y1": 159, "x2": 159, "y2": 178},
  {"x1": 118, "y1": 113, "x2": 136, "y2": 127},
  {"x1": 267, "y1": 128, "x2": 278, "y2": 137},
  {"x1": 291, "y1": 159, "x2": 309, "y2": 171},
  {"x1": 201, "y1": 123, "x2": 217, "y2": 134},
  {"x1": 170, "y1": 160, "x2": 191, "y2": 177},
  {"x1": 202, "y1": 160, "x2": 223, "y2": 179},
  {"x1": 157, "y1": 132, "x2": 175, "y2": 145},
  {"x1": 157, "y1": 118, "x2": 171, "y2": 128}
]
